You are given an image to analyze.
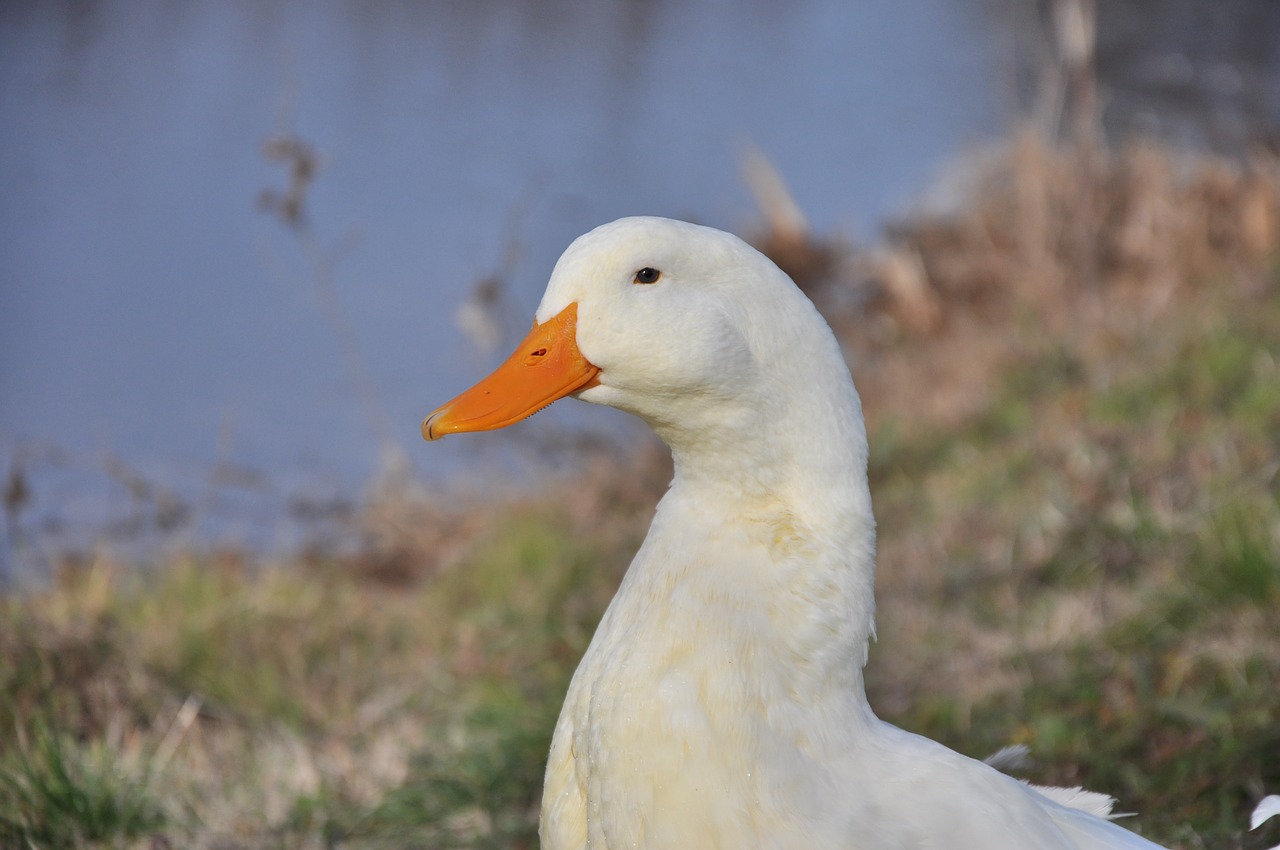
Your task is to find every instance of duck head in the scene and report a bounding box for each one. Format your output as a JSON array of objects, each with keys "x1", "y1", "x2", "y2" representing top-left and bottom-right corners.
[
  {"x1": 423, "y1": 215, "x2": 876, "y2": 534},
  {"x1": 424, "y1": 215, "x2": 878, "y2": 679},
  {"x1": 424, "y1": 217, "x2": 862, "y2": 459}
]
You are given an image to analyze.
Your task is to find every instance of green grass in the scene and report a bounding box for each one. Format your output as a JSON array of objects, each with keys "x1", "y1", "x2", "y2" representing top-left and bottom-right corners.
[
  {"x1": 335, "y1": 684, "x2": 558, "y2": 850},
  {"x1": 863, "y1": 265, "x2": 1280, "y2": 846},
  {"x1": 0, "y1": 721, "x2": 164, "y2": 849},
  {"x1": 0, "y1": 510, "x2": 621, "y2": 849}
]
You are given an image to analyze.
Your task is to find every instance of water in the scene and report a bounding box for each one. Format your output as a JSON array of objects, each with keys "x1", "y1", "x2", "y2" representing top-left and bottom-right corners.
[
  {"x1": 0, "y1": 0, "x2": 1009, "y2": 562},
  {"x1": 2, "y1": 0, "x2": 1276, "y2": 567}
]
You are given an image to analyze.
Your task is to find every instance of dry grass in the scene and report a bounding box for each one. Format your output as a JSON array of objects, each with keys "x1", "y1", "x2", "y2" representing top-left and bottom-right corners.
[
  {"x1": 831, "y1": 133, "x2": 1280, "y2": 845},
  {"x1": 832, "y1": 132, "x2": 1280, "y2": 433}
]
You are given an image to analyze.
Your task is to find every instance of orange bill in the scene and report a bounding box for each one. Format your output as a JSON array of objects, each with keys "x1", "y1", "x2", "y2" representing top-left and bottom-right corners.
[{"x1": 422, "y1": 302, "x2": 600, "y2": 440}]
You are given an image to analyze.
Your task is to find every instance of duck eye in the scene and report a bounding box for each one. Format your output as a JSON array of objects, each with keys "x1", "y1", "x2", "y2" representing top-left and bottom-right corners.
[{"x1": 632, "y1": 267, "x2": 661, "y2": 285}]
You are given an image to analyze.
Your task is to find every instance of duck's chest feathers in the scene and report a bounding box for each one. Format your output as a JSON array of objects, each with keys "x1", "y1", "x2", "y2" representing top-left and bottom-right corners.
[{"x1": 545, "y1": 498, "x2": 872, "y2": 848}]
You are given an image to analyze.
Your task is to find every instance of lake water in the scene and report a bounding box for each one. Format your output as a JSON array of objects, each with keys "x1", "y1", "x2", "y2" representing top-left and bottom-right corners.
[{"x1": 2, "y1": 0, "x2": 1276, "y2": 570}]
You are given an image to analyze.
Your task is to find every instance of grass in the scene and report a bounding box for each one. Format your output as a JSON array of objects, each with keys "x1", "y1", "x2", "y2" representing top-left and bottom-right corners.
[
  {"x1": 0, "y1": 722, "x2": 163, "y2": 849},
  {"x1": 339, "y1": 684, "x2": 558, "y2": 849},
  {"x1": 0, "y1": 507, "x2": 629, "y2": 849},
  {"x1": 862, "y1": 242, "x2": 1280, "y2": 846},
  {"x1": 2, "y1": 133, "x2": 1278, "y2": 848}
]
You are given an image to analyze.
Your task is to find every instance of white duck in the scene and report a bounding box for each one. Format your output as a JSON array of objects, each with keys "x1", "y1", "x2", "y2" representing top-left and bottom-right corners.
[{"x1": 423, "y1": 217, "x2": 1167, "y2": 850}]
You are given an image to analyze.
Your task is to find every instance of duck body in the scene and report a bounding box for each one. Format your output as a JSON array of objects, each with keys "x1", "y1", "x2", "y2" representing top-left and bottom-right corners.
[
  {"x1": 424, "y1": 217, "x2": 1167, "y2": 849},
  {"x1": 540, "y1": 483, "x2": 1159, "y2": 850},
  {"x1": 543, "y1": 484, "x2": 874, "y2": 849}
]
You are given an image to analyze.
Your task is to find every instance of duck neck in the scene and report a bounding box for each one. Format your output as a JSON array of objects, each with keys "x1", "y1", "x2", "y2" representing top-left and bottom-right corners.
[{"x1": 650, "y1": 364, "x2": 879, "y2": 709}]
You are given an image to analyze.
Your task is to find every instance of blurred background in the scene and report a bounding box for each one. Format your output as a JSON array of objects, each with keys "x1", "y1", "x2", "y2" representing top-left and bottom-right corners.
[
  {"x1": 3, "y1": 0, "x2": 1276, "y2": 568},
  {"x1": 1, "y1": 2, "x2": 1278, "y2": 848}
]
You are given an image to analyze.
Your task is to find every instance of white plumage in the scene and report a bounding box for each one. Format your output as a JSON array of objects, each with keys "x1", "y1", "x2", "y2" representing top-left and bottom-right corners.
[{"x1": 429, "y1": 217, "x2": 1168, "y2": 849}]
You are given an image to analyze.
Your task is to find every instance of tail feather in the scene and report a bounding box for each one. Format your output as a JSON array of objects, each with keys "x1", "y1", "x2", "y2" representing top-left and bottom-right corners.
[
  {"x1": 1027, "y1": 783, "x2": 1121, "y2": 820},
  {"x1": 1253, "y1": 795, "x2": 1280, "y2": 850},
  {"x1": 983, "y1": 745, "x2": 1122, "y2": 820}
]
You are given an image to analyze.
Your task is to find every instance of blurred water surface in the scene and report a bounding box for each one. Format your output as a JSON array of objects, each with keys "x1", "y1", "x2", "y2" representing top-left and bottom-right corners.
[
  {"x1": 1, "y1": 0, "x2": 1009, "y2": 558},
  {"x1": 1, "y1": 0, "x2": 1276, "y2": 565}
]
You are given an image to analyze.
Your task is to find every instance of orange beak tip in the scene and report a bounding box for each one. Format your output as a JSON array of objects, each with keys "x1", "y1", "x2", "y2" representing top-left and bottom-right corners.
[{"x1": 421, "y1": 409, "x2": 446, "y2": 441}]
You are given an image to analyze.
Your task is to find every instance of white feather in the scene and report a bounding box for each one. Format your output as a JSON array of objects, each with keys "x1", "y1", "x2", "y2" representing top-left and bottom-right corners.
[
  {"x1": 1254, "y1": 795, "x2": 1280, "y2": 830},
  {"x1": 498, "y1": 218, "x2": 1171, "y2": 849},
  {"x1": 1029, "y1": 784, "x2": 1121, "y2": 819},
  {"x1": 1253, "y1": 794, "x2": 1280, "y2": 850}
]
